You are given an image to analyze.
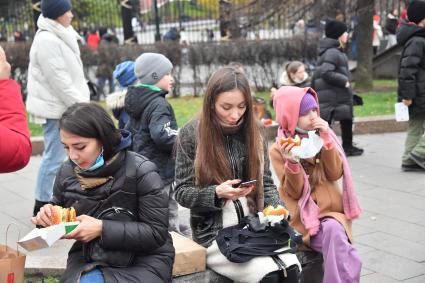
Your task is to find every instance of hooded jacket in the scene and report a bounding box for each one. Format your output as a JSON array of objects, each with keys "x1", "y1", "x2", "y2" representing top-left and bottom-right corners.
[
  {"x1": 269, "y1": 87, "x2": 354, "y2": 246},
  {"x1": 0, "y1": 80, "x2": 31, "y2": 172},
  {"x1": 397, "y1": 21, "x2": 425, "y2": 117},
  {"x1": 124, "y1": 85, "x2": 178, "y2": 184},
  {"x1": 312, "y1": 37, "x2": 353, "y2": 122},
  {"x1": 52, "y1": 131, "x2": 175, "y2": 282},
  {"x1": 26, "y1": 15, "x2": 89, "y2": 119}
]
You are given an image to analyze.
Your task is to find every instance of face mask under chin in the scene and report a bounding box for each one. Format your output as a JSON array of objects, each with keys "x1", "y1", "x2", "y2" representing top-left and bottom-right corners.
[{"x1": 72, "y1": 149, "x2": 104, "y2": 172}]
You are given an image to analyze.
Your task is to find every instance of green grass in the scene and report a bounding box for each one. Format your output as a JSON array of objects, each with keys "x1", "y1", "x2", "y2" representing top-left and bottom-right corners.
[
  {"x1": 27, "y1": 81, "x2": 398, "y2": 136},
  {"x1": 353, "y1": 91, "x2": 397, "y2": 117},
  {"x1": 25, "y1": 275, "x2": 59, "y2": 283},
  {"x1": 168, "y1": 96, "x2": 203, "y2": 127}
]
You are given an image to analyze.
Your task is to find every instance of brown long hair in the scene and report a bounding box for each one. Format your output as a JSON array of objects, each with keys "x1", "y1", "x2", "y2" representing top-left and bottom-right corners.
[{"x1": 194, "y1": 67, "x2": 263, "y2": 188}]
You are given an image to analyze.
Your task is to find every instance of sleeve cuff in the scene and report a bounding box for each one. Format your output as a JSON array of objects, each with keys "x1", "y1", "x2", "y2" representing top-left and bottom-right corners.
[
  {"x1": 320, "y1": 131, "x2": 334, "y2": 150},
  {"x1": 285, "y1": 160, "x2": 301, "y2": 173}
]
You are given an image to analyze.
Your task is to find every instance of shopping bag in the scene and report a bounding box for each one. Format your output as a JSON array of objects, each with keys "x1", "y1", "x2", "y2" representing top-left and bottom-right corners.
[{"x1": 0, "y1": 224, "x2": 26, "y2": 283}]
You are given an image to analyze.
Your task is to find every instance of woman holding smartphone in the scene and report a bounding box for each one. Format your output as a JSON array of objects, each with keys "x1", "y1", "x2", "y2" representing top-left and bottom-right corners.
[{"x1": 174, "y1": 67, "x2": 297, "y2": 282}]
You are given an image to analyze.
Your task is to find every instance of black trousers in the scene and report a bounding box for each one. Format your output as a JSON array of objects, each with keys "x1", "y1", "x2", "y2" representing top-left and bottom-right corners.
[
  {"x1": 339, "y1": 119, "x2": 353, "y2": 148},
  {"x1": 326, "y1": 114, "x2": 353, "y2": 148}
]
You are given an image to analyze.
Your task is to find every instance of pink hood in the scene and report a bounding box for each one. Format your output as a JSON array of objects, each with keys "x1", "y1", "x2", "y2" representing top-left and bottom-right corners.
[{"x1": 273, "y1": 86, "x2": 319, "y2": 137}]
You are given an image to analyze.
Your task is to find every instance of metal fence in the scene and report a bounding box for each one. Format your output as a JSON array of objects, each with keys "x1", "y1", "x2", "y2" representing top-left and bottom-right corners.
[
  {"x1": 0, "y1": 0, "x2": 303, "y2": 44},
  {"x1": 0, "y1": 0, "x2": 411, "y2": 45}
]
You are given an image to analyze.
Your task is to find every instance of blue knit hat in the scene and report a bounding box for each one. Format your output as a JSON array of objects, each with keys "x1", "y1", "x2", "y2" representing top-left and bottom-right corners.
[
  {"x1": 41, "y1": 0, "x2": 72, "y2": 20},
  {"x1": 299, "y1": 92, "x2": 318, "y2": 116},
  {"x1": 113, "y1": 61, "x2": 137, "y2": 88}
]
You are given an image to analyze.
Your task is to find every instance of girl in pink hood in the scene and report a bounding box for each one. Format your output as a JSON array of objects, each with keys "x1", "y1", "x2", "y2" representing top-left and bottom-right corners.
[{"x1": 269, "y1": 86, "x2": 362, "y2": 283}]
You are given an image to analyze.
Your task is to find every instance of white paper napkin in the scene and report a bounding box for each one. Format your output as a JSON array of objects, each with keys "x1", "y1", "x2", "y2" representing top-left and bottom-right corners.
[{"x1": 291, "y1": 131, "x2": 324, "y2": 161}]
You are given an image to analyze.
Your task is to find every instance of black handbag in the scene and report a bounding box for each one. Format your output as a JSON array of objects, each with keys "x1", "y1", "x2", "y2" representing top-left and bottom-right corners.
[
  {"x1": 353, "y1": 93, "x2": 364, "y2": 106},
  {"x1": 82, "y1": 152, "x2": 138, "y2": 267},
  {"x1": 216, "y1": 215, "x2": 302, "y2": 263}
]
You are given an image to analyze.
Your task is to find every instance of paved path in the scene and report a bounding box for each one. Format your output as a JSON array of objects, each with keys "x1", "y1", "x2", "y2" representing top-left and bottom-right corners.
[{"x1": 1, "y1": 132, "x2": 425, "y2": 281}]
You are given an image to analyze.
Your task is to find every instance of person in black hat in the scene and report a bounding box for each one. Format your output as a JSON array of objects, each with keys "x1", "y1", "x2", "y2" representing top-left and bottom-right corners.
[
  {"x1": 312, "y1": 20, "x2": 364, "y2": 157},
  {"x1": 27, "y1": 0, "x2": 90, "y2": 221},
  {"x1": 397, "y1": 0, "x2": 425, "y2": 171}
]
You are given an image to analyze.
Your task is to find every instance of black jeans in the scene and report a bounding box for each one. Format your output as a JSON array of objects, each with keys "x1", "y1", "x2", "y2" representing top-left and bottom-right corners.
[{"x1": 326, "y1": 113, "x2": 353, "y2": 148}]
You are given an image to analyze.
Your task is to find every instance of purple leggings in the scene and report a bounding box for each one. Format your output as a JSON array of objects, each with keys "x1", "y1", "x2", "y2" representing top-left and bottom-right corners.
[{"x1": 310, "y1": 218, "x2": 362, "y2": 283}]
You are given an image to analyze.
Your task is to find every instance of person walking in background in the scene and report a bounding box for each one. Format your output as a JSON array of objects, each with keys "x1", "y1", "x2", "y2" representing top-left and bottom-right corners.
[
  {"x1": 0, "y1": 46, "x2": 31, "y2": 173},
  {"x1": 124, "y1": 53, "x2": 187, "y2": 234},
  {"x1": 312, "y1": 20, "x2": 364, "y2": 157},
  {"x1": 174, "y1": 67, "x2": 299, "y2": 282},
  {"x1": 106, "y1": 61, "x2": 138, "y2": 129},
  {"x1": 86, "y1": 28, "x2": 100, "y2": 51},
  {"x1": 385, "y1": 9, "x2": 399, "y2": 48},
  {"x1": 397, "y1": 1, "x2": 425, "y2": 172},
  {"x1": 270, "y1": 86, "x2": 362, "y2": 283},
  {"x1": 372, "y1": 15, "x2": 383, "y2": 55},
  {"x1": 95, "y1": 29, "x2": 120, "y2": 98},
  {"x1": 26, "y1": 0, "x2": 89, "y2": 217}
]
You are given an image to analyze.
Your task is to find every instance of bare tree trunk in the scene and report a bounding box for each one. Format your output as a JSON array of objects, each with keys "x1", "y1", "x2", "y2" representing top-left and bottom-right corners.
[{"x1": 354, "y1": 0, "x2": 374, "y2": 91}]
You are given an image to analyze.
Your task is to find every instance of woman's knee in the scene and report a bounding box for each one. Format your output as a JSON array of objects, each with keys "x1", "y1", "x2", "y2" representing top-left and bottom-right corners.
[{"x1": 321, "y1": 218, "x2": 345, "y2": 240}]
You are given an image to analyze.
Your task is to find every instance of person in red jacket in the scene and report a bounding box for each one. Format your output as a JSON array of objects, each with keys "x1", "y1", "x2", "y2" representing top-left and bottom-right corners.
[{"x1": 0, "y1": 46, "x2": 32, "y2": 173}]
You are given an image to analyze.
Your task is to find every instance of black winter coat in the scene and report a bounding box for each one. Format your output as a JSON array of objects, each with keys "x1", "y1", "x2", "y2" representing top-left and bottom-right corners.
[
  {"x1": 397, "y1": 21, "x2": 425, "y2": 117},
  {"x1": 52, "y1": 134, "x2": 174, "y2": 283},
  {"x1": 125, "y1": 85, "x2": 178, "y2": 184},
  {"x1": 312, "y1": 38, "x2": 353, "y2": 122}
]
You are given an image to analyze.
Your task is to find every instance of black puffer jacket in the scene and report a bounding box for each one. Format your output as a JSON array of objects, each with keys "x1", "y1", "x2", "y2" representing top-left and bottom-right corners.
[
  {"x1": 312, "y1": 38, "x2": 353, "y2": 122},
  {"x1": 52, "y1": 132, "x2": 174, "y2": 283},
  {"x1": 125, "y1": 85, "x2": 178, "y2": 184},
  {"x1": 397, "y1": 21, "x2": 425, "y2": 117}
]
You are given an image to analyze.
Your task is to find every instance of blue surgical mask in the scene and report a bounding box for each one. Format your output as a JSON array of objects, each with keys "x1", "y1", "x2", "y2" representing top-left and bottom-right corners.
[{"x1": 72, "y1": 149, "x2": 104, "y2": 172}]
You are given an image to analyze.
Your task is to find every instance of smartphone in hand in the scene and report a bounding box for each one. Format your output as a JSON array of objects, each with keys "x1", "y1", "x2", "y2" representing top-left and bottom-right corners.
[{"x1": 239, "y1": 180, "x2": 257, "y2": 188}]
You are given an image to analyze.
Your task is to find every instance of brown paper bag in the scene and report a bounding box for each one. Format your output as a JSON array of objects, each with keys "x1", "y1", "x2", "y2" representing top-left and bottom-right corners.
[
  {"x1": 0, "y1": 224, "x2": 26, "y2": 283},
  {"x1": 171, "y1": 232, "x2": 206, "y2": 276}
]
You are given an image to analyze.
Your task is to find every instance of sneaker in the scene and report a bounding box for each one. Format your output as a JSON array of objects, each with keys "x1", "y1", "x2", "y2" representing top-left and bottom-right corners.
[
  {"x1": 343, "y1": 145, "x2": 364, "y2": 157},
  {"x1": 401, "y1": 163, "x2": 425, "y2": 172},
  {"x1": 409, "y1": 153, "x2": 425, "y2": 169}
]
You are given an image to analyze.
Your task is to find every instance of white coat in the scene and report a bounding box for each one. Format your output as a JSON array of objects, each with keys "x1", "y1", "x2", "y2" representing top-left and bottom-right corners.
[{"x1": 26, "y1": 15, "x2": 89, "y2": 119}]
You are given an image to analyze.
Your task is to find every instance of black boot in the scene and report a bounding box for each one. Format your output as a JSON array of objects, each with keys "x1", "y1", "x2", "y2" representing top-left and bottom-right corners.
[{"x1": 33, "y1": 200, "x2": 49, "y2": 228}]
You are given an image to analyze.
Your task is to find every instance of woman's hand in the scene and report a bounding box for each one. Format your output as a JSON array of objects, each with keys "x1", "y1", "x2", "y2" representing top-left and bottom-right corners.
[
  {"x1": 311, "y1": 117, "x2": 329, "y2": 133},
  {"x1": 215, "y1": 179, "x2": 254, "y2": 201},
  {"x1": 63, "y1": 215, "x2": 103, "y2": 243},
  {"x1": 31, "y1": 204, "x2": 53, "y2": 227},
  {"x1": 402, "y1": 99, "x2": 412, "y2": 106},
  {"x1": 278, "y1": 140, "x2": 299, "y2": 163}
]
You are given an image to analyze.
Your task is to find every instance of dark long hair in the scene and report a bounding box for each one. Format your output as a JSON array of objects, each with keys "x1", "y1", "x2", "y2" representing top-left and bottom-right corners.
[
  {"x1": 194, "y1": 67, "x2": 263, "y2": 188},
  {"x1": 59, "y1": 103, "x2": 121, "y2": 160}
]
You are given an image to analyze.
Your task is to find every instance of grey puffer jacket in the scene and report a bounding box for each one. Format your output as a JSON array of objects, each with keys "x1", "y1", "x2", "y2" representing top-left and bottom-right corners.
[
  {"x1": 397, "y1": 21, "x2": 425, "y2": 117},
  {"x1": 52, "y1": 134, "x2": 174, "y2": 283},
  {"x1": 312, "y1": 38, "x2": 353, "y2": 122},
  {"x1": 174, "y1": 120, "x2": 281, "y2": 247}
]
